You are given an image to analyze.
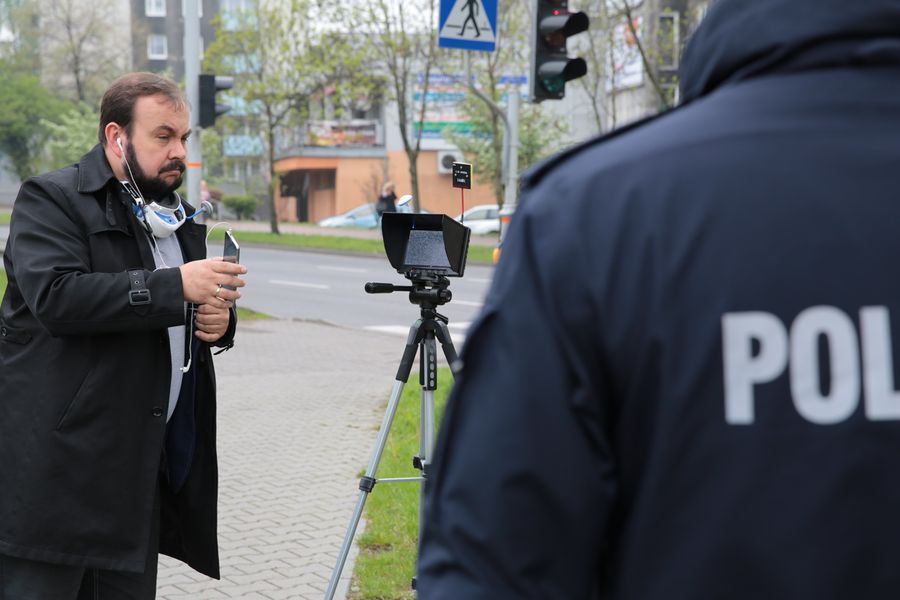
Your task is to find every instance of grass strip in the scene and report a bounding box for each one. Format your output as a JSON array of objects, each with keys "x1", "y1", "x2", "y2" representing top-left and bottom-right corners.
[
  {"x1": 1, "y1": 211, "x2": 495, "y2": 262},
  {"x1": 206, "y1": 228, "x2": 496, "y2": 264},
  {"x1": 236, "y1": 306, "x2": 271, "y2": 320},
  {"x1": 350, "y1": 368, "x2": 453, "y2": 599}
]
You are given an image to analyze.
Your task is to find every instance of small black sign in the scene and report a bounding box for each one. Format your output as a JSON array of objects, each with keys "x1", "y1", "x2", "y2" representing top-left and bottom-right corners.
[{"x1": 452, "y1": 162, "x2": 472, "y2": 189}]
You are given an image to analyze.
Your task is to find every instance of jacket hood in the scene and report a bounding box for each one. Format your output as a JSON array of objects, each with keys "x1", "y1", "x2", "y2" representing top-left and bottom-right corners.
[{"x1": 680, "y1": 0, "x2": 900, "y2": 103}]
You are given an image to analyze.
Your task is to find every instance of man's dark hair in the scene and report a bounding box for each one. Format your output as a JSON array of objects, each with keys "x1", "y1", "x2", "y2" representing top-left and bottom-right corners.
[{"x1": 98, "y1": 72, "x2": 187, "y2": 145}]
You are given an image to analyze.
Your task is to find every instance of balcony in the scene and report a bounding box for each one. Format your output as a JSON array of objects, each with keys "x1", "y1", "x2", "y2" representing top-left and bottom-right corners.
[{"x1": 275, "y1": 119, "x2": 385, "y2": 160}]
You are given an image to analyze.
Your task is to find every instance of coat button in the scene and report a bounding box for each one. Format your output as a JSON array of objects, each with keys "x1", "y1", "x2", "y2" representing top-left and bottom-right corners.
[
  {"x1": 151, "y1": 407, "x2": 164, "y2": 418},
  {"x1": 0, "y1": 327, "x2": 6, "y2": 336}
]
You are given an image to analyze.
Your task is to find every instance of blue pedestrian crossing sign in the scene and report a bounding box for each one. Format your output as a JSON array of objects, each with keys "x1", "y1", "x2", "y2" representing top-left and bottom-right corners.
[{"x1": 439, "y1": 0, "x2": 497, "y2": 52}]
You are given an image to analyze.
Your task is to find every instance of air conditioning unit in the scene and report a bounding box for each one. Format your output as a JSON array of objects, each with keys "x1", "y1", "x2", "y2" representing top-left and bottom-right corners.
[{"x1": 437, "y1": 150, "x2": 464, "y2": 175}]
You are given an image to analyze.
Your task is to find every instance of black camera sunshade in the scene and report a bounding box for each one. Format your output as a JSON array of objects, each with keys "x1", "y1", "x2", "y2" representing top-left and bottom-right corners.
[{"x1": 381, "y1": 213, "x2": 471, "y2": 278}]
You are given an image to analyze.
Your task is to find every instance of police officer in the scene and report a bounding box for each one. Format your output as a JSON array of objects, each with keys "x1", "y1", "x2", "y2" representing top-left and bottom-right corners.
[{"x1": 417, "y1": 1, "x2": 900, "y2": 597}]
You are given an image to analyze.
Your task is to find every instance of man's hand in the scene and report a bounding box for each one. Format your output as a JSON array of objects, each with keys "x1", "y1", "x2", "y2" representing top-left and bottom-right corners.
[
  {"x1": 179, "y1": 258, "x2": 247, "y2": 307},
  {"x1": 194, "y1": 302, "x2": 231, "y2": 343}
]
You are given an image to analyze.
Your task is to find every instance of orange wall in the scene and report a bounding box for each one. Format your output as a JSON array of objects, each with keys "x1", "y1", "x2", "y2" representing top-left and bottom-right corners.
[
  {"x1": 334, "y1": 158, "x2": 386, "y2": 214},
  {"x1": 387, "y1": 150, "x2": 495, "y2": 217},
  {"x1": 273, "y1": 150, "x2": 497, "y2": 221}
]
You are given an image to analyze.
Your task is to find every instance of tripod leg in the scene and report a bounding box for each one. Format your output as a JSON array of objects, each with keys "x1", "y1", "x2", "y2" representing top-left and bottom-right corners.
[
  {"x1": 432, "y1": 318, "x2": 461, "y2": 377},
  {"x1": 411, "y1": 335, "x2": 439, "y2": 591},
  {"x1": 324, "y1": 322, "x2": 423, "y2": 600}
]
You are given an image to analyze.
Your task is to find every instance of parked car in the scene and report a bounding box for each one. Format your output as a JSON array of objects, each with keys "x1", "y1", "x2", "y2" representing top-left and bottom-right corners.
[
  {"x1": 455, "y1": 204, "x2": 500, "y2": 235},
  {"x1": 317, "y1": 202, "x2": 425, "y2": 229},
  {"x1": 318, "y1": 203, "x2": 379, "y2": 228}
]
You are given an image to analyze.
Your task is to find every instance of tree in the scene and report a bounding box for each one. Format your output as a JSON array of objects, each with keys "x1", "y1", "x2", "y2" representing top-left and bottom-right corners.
[
  {"x1": 36, "y1": 0, "x2": 126, "y2": 105},
  {"x1": 205, "y1": 0, "x2": 363, "y2": 234},
  {"x1": 0, "y1": 0, "x2": 39, "y2": 69},
  {"x1": 446, "y1": 93, "x2": 567, "y2": 207},
  {"x1": 442, "y1": 0, "x2": 567, "y2": 206},
  {"x1": 575, "y1": 0, "x2": 614, "y2": 131},
  {"x1": 0, "y1": 61, "x2": 69, "y2": 180},
  {"x1": 578, "y1": 0, "x2": 707, "y2": 131},
  {"x1": 40, "y1": 102, "x2": 99, "y2": 171},
  {"x1": 342, "y1": 0, "x2": 440, "y2": 212}
]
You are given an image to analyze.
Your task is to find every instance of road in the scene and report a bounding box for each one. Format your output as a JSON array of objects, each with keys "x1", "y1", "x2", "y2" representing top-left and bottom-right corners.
[
  {"x1": 239, "y1": 246, "x2": 492, "y2": 345},
  {"x1": 0, "y1": 226, "x2": 494, "y2": 345}
]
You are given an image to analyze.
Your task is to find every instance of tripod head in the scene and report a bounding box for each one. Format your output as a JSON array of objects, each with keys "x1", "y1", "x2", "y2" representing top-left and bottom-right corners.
[{"x1": 365, "y1": 272, "x2": 452, "y2": 317}]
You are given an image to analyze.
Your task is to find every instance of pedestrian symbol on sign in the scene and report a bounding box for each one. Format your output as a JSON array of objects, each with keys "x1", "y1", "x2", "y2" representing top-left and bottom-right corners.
[{"x1": 439, "y1": 0, "x2": 497, "y2": 52}]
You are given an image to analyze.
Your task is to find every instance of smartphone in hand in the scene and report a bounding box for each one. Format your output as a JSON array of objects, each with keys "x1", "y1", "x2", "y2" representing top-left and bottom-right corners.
[{"x1": 222, "y1": 230, "x2": 240, "y2": 291}]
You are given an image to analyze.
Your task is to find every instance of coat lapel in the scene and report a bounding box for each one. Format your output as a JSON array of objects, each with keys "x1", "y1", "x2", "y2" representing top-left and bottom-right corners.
[{"x1": 177, "y1": 218, "x2": 207, "y2": 263}]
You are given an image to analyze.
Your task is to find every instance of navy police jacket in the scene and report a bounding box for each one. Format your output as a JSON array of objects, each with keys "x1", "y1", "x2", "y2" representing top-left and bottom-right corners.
[{"x1": 418, "y1": 0, "x2": 900, "y2": 598}]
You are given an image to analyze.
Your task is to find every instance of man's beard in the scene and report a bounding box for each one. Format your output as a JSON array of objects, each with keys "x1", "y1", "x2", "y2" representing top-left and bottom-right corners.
[{"x1": 125, "y1": 142, "x2": 185, "y2": 202}]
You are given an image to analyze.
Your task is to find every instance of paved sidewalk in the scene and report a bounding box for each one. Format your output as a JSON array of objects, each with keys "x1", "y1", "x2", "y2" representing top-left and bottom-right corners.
[{"x1": 157, "y1": 318, "x2": 412, "y2": 599}]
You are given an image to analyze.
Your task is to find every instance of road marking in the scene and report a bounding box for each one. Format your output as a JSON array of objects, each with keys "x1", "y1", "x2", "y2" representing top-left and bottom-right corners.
[
  {"x1": 316, "y1": 265, "x2": 369, "y2": 274},
  {"x1": 269, "y1": 279, "x2": 330, "y2": 290},
  {"x1": 451, "y1": 300, "x2": 483, "y2": 307},
  {"x1": 364, "y1": 325, "x2": 415, "y2": 336}
]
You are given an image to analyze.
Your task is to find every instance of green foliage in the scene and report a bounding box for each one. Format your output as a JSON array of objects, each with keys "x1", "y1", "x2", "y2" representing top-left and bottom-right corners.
[
  {"x1": 200, "y1": 128, "x2": 224, "y2": 180},
  {"x1": 222, "y1": 195, "x2": 258, "y2": 220},
  {"x1": 40, "y1": 103, "x2": 99, "y2": 171},
  {"x1": 340, "y1": 0, "x2": 440, "y2": 212},
  {"x1": 0, "y1": 60, "x2": 70, "y2": 180},
  {"x1": 0, "y1": 0, "x2": 40, "y2": 70},
  {"x1": 351, "y1": 368, "x2": 452, "y2": 599},
  {"x1": 205, "y1": 0, "x2": 339, "y2": 233},
  {"x1": 439, "y1": 0, "x2": 567, "y2": 206},
  {"x1": 446, "y1": 95, "x2": 568, "y2": 206}
]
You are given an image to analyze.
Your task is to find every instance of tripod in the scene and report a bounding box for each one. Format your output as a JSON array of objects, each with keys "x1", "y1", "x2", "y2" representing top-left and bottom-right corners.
[{"x1": 324, "y1": 275, "x2": 460, "y2": 599}]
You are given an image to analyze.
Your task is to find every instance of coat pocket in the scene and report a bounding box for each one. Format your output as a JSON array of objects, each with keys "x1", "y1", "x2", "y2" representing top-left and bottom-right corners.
[{"x1": 54, "y1": 364, "x2": 97, "y2": 431}]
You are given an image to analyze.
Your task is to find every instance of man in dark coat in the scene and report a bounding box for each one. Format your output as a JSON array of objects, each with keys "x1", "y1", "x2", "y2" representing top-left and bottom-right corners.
[
  {"x1": 417, "y1": 1, "x2": 900, "y2": 598},
  {"x1": 0, "y1": 73, "x2": 247, "y2": 598}
]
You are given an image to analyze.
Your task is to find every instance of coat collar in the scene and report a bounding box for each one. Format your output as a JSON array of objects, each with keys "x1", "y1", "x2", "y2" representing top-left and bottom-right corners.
[
  {"x1": 76, "y1": 143, "x2": 207, "y2": 264},
  {"x1": 77, "y1": 144, "x2": 118, "y2": 194}
]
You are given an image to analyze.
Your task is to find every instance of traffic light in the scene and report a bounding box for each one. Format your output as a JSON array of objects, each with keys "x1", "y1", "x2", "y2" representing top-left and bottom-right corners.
[
  {"x1": 198, "y1": 73, "x2": 234, "y2": 127},
  {"x1": 530, "y1": 0, "x2": 589, "y2": 102}
]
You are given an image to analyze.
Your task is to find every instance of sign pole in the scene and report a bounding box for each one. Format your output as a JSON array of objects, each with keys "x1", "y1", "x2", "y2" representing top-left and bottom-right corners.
[{"x1": 460, "y1": 188, "x2": 465, "y2": 223}]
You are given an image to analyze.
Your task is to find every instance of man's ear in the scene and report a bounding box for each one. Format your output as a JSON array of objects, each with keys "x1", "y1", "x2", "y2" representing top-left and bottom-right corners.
[{"x1": 104, "y1": 123, "x2": 124, "y2": 157}]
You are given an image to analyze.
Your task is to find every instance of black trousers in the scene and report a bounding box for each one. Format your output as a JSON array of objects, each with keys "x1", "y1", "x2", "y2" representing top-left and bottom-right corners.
[{"x1": 0, "y1": 483, "x2": 160, "y2": 600}]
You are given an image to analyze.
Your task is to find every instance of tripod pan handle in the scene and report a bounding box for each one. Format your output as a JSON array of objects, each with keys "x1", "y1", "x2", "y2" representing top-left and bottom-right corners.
[{"x1": 365, "y1": 282, "x2": 394, "y2": 293}]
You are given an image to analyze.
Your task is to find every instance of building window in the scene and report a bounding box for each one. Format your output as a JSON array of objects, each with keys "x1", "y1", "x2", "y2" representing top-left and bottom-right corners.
[
  {"x1": 182, "y1": 0, "x2": 203, "y2": 18},
  {"x1": 222, "y1": 0, "x2": 254, "y2": 10},
  {"x1": 145, "y1": 0, "x2": 166, "y2": 17},
  {"x1": 657, "y1": 12, "x2": 680, "y2": 70},
  {"x1": 147, "y1": 34, "x2": 168, "y2": 60}
]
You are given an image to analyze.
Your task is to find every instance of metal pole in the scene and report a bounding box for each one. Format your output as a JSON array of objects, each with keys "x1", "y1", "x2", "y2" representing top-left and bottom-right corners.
[
  {"x1": 500, "y1": 90, "x2": 519, "y2": 242},
  {"x1": 184, "y1": 0, "x2": 201, "y2": 207}
]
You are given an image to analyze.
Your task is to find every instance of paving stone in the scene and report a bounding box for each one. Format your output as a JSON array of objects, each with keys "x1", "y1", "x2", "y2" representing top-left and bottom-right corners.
[{"x1": 157, "y1": 319, "x2": 407, "y2": 599}]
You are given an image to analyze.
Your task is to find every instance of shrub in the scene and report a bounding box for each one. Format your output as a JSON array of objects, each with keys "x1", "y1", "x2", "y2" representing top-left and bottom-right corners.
[{"x1": 222, "y1": 195, "x2": 258, "y2": 220}]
